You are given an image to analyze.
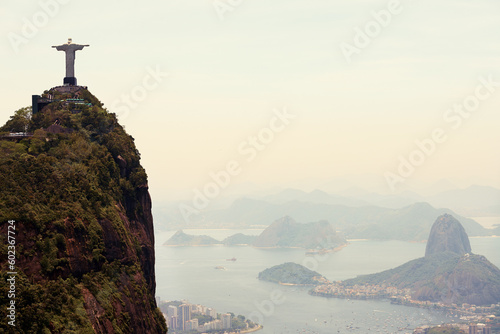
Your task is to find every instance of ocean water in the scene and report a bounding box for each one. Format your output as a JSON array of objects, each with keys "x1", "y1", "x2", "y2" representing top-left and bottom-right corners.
[{"x1": 154, "y1": 229, "x2": 500, "y2": 334}]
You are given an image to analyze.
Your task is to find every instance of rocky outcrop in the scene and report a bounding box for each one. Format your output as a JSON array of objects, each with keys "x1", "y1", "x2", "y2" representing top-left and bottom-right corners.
[
  {"x1": 344, "y1": 214, "x2": 500, "y2": 306},
  {"x1": 0, "y1": 87, "x2": 167, "y2": 333},
  {"x1": 425, "y1": 214, "x2": 471, "y2": 257}
]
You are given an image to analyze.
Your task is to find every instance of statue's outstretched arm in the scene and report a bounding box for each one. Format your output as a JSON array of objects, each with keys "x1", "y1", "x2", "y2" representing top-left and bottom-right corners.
[
  {"x1": 73, "y1": 44, "x2": 90, "y2": 51},
  {"x1": 52, "y1": 45, "x2": 68, "y2": 51}
]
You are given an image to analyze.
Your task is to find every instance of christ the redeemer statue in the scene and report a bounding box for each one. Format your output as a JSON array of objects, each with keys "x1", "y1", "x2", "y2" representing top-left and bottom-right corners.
[{"x1": 52, "y1": 38, "x2": 89, "y2": 86}]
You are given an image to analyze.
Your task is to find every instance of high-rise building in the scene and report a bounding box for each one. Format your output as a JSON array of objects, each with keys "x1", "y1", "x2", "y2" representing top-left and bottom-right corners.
[
  {"x1": 169, "y1": 316, "x2": 178, "y2": 330},
  {"x1": 470, "y1": 324, "x2": 492, "y2": 334},
  {"x1": 167, "y1": 305, "x2": 178, "y2": 318},
  {"x1": 179, "y1": 304, "x2": 191, "y2": 330},
  {"x1": 222, "y1": 313, "x2": 232, "y2": 329},
  {"x1": 206, "y1": 307, "x2": 217, "y2": 318},
  {"x1": 185, "y1": 318, "x2": 199, "y2": 330},
  {"x1": 203, "y1": 321, "x2": 214, "y2": 331},
  {"x1": 214, "y1": 319, "x2": 223, "y2": 330}
]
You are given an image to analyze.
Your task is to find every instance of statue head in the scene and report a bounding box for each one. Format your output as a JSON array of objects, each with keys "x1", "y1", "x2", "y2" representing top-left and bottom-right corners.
[{"x1": 68, "y1": 38, "x2": 72, "y2": 44}]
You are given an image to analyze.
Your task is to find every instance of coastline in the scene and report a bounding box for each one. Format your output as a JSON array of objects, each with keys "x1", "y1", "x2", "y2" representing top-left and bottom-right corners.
[
  {"x1": 305, "y1": 243, "x2": 348, "y2": 254},
  {"x1": 308, "y1": 289, "x2": 500, "y2": 320},
  {"x1": 252, "y1": 246, "x2": 303, "y2": 249},
  {"x1": 163, "y1": 236, "x2": 500, "y2": 248},
  {"x1": 240, "y1": 325, "x2": 263, "y2": 333},
  {"x1": 279, "y1": 282, "x2": 315, "y2": 287},
  {"x1": 164, "y1": 243, "x2": 352, "y2": 249}
]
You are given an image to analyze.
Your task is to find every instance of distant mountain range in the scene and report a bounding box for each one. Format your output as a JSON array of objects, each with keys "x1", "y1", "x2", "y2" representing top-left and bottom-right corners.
[
  {"x1": 344, "y1": 215, "x2": 500, "y2": 306},
  {"x1": 201, "y1": 200, "x2": 488, "y2": 241},
  {"x1": 259, "y1": 185, "x2": 500, "y2": 216},
  {"x1": 426, "y1": 185, "x2": 500, "y2": 216},
  {"x1": 156, "y1": 185, "x2": 499, "y2": 241},
  {"x1": 261, "y1": 189, "x2": 368, "y2": 207}
]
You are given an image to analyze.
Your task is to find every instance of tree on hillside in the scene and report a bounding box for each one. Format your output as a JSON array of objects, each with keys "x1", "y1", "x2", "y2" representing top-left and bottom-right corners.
[{"x1": 0, "y1": 106, "x2": 32, "y2": 133}]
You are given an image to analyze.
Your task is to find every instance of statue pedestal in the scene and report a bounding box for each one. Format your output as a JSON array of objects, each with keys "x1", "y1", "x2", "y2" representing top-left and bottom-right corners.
[{"x1": 64, "y1": 77, "x2": 77, "y2": 86}]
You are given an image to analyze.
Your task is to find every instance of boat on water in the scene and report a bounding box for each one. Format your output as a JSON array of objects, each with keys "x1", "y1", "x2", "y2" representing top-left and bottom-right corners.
[
  {"x1": 305, "y1": 248, "x2": 330, "y2": 255},
  {"x1": 226, "y1": 257, "x2": 237, "y2": 261},
  {"x1": 215, "y1": 266, "x2": 226, "y2": 270}
]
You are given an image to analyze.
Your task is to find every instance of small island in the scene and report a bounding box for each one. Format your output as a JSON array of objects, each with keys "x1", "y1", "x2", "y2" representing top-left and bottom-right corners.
[
  {"x1": 164, "y1": 230, "x2": 220, "y2": 246},
  {"x1": 258, "y1": 262, "x2": 328, "y2": 286}
]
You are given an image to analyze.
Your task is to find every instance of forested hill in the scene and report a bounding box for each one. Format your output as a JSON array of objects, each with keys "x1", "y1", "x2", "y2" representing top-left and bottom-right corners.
[
  {"x1": 0, "y1": 87, "x2": 167, "y2": 333},
  {"x1": 258, "y1": 262, "x2": 326, "y2": 285}
]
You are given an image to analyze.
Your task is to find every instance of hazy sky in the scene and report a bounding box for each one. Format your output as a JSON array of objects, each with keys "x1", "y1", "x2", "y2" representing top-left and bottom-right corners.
[{"x1": 1, "y1": 0, "x2": 500, "y2": 202}]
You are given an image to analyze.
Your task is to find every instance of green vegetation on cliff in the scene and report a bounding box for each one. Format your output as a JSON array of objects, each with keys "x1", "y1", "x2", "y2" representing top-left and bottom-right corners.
[{"x1": 0, "y1": 87, "x2": 167, "y2": 333}]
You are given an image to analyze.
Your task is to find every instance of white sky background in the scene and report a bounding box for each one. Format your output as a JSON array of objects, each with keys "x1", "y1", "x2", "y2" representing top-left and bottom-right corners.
[{"x1": 1, "y1": 0, "x2": 500, "y2": 201}]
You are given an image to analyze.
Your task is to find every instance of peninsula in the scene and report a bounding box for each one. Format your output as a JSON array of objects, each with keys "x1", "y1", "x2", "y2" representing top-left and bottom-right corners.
[{"x1": 310, "y1": 214, "x2": 500, "y2": 309}]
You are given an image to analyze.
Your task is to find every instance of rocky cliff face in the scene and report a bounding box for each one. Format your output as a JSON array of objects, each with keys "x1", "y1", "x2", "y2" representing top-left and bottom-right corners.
[
  {"x1": 0, "y1": 87, "x2": 167, "y2": 333},
  {"x1": 425, "y1": 213, "x2": 472, "y2": 257}
]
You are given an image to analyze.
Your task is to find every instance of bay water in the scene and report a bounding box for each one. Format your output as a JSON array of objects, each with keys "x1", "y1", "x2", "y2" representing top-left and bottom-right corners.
[{"x1": 155, "y1": 229, "x2": 500, "y2": 334}]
